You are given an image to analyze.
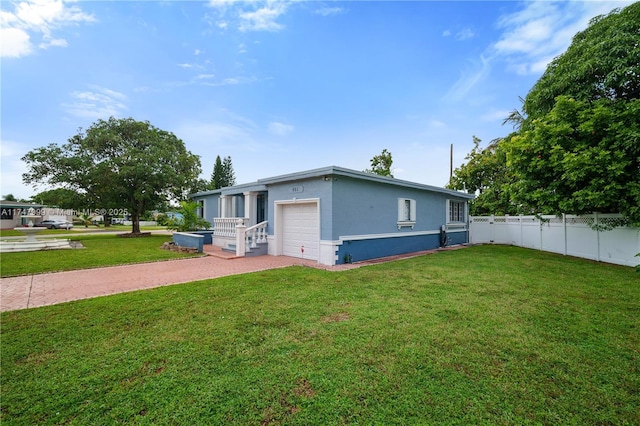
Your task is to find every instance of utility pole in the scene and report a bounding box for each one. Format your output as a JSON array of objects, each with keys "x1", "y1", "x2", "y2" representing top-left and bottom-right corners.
[{"x1": 449, "y1": 143, "x2": 453, "y2": 185}]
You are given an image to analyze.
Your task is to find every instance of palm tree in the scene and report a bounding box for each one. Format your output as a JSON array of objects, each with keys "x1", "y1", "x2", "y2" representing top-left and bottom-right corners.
[{"x1": 502, "y1": 96, "x2": 526, "y2": 130}]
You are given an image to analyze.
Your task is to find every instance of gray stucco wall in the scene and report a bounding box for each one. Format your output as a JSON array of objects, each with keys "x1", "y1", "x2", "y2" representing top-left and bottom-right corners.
[
  {"x1": 193, "y1": 173, "x2": 469, "y2": 248},
  {"x1": 193, "y1": 193, "x2": 246, "y2": 222},
  {"x1": 331, "y1": 176, "x2": 466, "y2": 240},
  {"x1": 195, "y1": 194, "x2": 219, "y2": 225},
  {"x1": 266, "y1": 176, "x2": 333, "y2": 238}
]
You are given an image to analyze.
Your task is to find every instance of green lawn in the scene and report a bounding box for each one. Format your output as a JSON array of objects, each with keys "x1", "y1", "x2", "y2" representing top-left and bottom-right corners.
[
  {"x1": 1, "y1": 245, "x2": 639, "y2": 425},
  {"x1": 0, "y1": 225, "x2": 169, "y2": 238},
  {"x1": 0, "y1": 228, "x2": 81, "y2": 237},
  {"x1": 0, "y1": 234, "x2": 200, "y2": 277}
]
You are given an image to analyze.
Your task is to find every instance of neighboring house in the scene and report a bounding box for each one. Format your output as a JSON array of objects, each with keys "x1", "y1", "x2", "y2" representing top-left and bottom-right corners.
[
  {"x1": 0, "y1": 201, "x2": 44, "y2": 229},
  {"x1": 191, "y1": 166, "x2": 474, "y2": 266},
  {"x1": 0, "y1": 201, "x2": 74, "y2": 229}
]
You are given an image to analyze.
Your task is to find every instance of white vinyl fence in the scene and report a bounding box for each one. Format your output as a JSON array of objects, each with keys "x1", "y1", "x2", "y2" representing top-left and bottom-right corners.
[{"x1": 470, "y1": 214, "x2": 640, "y2": 267}]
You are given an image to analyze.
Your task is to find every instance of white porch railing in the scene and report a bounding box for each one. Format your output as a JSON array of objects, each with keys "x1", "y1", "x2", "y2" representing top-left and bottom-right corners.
[
  {"x1": 212, "y1": 217, "x2": 248, "y2": 237},
  {"x1": 235, "y1": 221, "x2": 268, "y2": 256},
  {"x1": 245, "y1": 221, "x2": 268, "y2": 248},
  {"x1": 212, "y1": 218, "x2": 267, "y2": 257}
]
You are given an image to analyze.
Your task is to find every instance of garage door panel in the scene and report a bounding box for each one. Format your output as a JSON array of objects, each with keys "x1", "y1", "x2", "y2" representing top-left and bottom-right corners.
[{"x1": 282, "y1": 203, "x2": 318, "y2": 260}]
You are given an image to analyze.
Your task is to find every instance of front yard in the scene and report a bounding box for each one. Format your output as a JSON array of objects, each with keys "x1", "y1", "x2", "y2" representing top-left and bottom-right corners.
[
  {"x1": 1, "y1": 245, "x2": 638, "y2": 424},
  {"x1": 0, "y1": 234, "x2": 200, "y2": 277}
]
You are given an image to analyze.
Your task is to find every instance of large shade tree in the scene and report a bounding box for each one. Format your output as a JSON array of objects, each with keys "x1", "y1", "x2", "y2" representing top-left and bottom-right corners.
[
  {"x1": 506, "y1": 96, "x2": 639, "y2": 223},
  {"x1": 507, "y1": 3, "x2": 640, "y2": 225},
  {"x1": 451, "y1": 3, "x2": 640, "y2": 226},
  {"x1": 22, "y1": 117, "x2": 202, "y2": 234}
]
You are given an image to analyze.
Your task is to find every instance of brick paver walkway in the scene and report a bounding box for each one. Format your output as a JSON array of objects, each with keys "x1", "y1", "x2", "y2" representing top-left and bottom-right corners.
[
  {"x1": 0, "y1": 253, "x2": 347, "y2": 312},
  {"x1": 1, "y1": 246, "x2": 465, "y2": 312}
]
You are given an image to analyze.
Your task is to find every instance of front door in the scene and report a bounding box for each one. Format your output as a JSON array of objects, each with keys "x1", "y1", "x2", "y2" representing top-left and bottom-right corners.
[{"x1": 257, "y1": 193, "x2": 267, "y2": 223}]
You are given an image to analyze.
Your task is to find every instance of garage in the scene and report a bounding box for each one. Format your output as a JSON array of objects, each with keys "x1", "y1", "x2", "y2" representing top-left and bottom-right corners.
[{"x1": 280, "y1": 202, "x2": 319, "y2": 260}]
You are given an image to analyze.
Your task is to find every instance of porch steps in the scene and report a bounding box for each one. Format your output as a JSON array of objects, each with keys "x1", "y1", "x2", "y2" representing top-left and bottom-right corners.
[
  {"x1": 222, "y1": 242, "x2": 268, "y2": 258},
  {"x1": 203, "y1": 245, "x2": 241, "y2": 260}
]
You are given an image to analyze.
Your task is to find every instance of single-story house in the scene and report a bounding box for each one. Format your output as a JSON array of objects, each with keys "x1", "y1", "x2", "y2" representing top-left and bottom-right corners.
[
  {"x1": 191, "y1": 166, "x2": 474, "y2": 266},
  {"x1": 0, "y1": 201, "x2": 74, "y2": 230},
  {"x1": 1, "y1": 201, "x2": 44, "y2": 229}
]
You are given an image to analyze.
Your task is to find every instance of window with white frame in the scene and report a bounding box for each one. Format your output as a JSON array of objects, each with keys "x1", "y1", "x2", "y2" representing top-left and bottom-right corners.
[
  {"x1": 448, "y1": 199, "x2": 465, "y2": 223},
  {"x1": 397, "y1": 198, "x2": 416, "y2": 228}
]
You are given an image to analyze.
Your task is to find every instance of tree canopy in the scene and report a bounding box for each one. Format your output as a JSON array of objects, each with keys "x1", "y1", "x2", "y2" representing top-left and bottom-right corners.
[
  {"x1": 506, "y1": 96, "x2": 640, "y2": 223},
  {"x1": 524, "y1": 3, "x2": 639, "y2": 119},
  {"x1": 447, "y1": 136, "x2": 514, "y2": 216},
  {"x1": 22, "y1": 117, "x2": 202, "y2": 234},
  {"x1": 31, "y1": 188, "x2": 87, "y2": 210},
  {"x1": 365, "y1": 149, "x2": 394, "y2": 177},
  {"x1": 450, "y1": 3, "x2": 640, "y2": 226}
]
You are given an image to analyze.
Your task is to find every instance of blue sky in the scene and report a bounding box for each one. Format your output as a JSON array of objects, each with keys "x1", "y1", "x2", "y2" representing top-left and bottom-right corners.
[{"x1": 1, "y1": 0, "x2": 634, "y2": 199}]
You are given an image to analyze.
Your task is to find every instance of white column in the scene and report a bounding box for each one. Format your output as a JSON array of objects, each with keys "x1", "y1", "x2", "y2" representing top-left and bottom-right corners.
[
  {"x1": 220, "y1": 195, "x2": 228, "y2": 218},
  {"x1": 235, "y1": 220, "x2": 246, "y2": 256},
  {"x1": 244, "y1": 191, "x2": 257, "y2": 226}
]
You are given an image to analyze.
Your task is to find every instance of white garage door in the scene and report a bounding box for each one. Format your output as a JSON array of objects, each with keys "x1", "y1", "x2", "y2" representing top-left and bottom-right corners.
[{"x1": 281, "y1": 202, "x2": 319, "y2": 260}]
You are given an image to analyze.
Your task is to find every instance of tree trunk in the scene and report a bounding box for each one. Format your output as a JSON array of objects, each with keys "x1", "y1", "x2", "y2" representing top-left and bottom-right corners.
[{"x1": 131, "y1": 212, "x2": 141, "y2": 234}]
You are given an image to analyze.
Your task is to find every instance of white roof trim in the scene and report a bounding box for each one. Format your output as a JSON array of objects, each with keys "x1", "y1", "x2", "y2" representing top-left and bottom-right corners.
[{"x1": 191, "y1": 166, "x2": 474, "y2": 199}]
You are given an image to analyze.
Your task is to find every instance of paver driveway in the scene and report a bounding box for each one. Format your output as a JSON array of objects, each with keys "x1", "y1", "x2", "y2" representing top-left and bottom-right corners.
[
  {"x1": 0, "y1": 253, "x2": 353, "y2": 312},
  {"x1": 1, "y1": 245, "x2": 465, "y2": 312}
]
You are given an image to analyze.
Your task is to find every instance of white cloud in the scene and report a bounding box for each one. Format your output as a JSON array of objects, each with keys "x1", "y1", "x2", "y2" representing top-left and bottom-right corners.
[
  {"x1": 61, "y1": 86, "x2": 128, "y2": 120},
  {"x1": 442, "y1": 27, "x2": 475, "y2": 41},
  {"x1": 200, "y1": 76, "x2": 258, "y2": 86},
  {"x1": 239, "y1": 5, "x2": 287, "y2": 32},
  {"x1": 0, "y1": 27, "x2": 32, "y2": 57},
  {"x1": 456, "y1": 27, "x2": 475, "y2": 41},
  {"x1": 446, "y1": 1, "x2": 635, "y2": 99},
  {"x1": 268, "y1": 121, "x2": 294, "y2": 136},
  {"x1": 178, "y1": 62, "x2": 206, "y2": 71},
  {"x1": 39, "y1": 35, "x2": 67, "y2": 49},
  {"x1": 206, "y1": 0, "x2": 289, "y2": 32},
  {"x1": 314, "y1": 7, "x2": 346, "y2": 17},
  {"x1": 207, "y1": 0, "x2": 242, "y2": 10},
  {"x1": 446, "y1": 55, "x2": 491, "y2": 101},
  {"x1": 0, "y1": 0, "x2": 95, "y2": 58},
  {"x1": 492, "y1": 1, "x2": 635, "y2": 75}
]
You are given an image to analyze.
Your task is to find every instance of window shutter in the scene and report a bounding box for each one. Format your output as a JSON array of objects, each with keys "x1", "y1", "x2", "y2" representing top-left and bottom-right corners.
[
  {"x1": 398, "y1": 198, "x2": 404, "y2": 221},
  {"x1": 410, "y1": 199, "x2": 416, "y2": 221},
  {"x1": 446, "y1": 199, "x2": 451, "y2": 223}
]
